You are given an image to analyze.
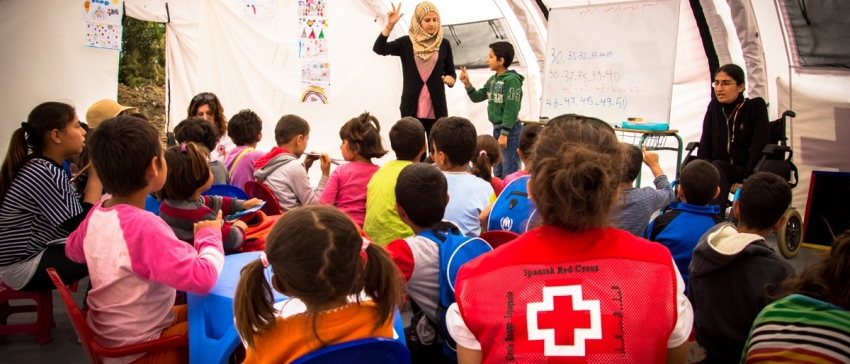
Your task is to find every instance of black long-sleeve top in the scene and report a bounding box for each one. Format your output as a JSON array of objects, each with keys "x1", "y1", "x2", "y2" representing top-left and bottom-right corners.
[
  {"x1": 373, "y1": 34, "x2": 457, "y2": 119},
  {"x1": 697, "y1": 96, "x2": 770, "y2": 178}
]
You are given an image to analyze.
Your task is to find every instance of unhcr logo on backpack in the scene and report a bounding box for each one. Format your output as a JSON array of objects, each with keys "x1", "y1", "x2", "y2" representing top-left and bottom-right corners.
[{"x1": 500, "y1": 216, "x2": 514, "y2": 231}]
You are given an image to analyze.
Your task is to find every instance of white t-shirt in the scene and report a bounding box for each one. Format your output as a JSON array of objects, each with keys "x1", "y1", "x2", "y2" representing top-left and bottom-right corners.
[
  {"x1": 446, "y1": 258, "x2": 694, "y2": 351},
  {"x1": 213, "y1": 133, "x2": 237, "y2": 163}
]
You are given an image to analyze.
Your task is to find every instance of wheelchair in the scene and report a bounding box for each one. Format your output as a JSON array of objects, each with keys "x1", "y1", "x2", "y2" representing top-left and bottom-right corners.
[{"x1": 682, "y1": 110, "x2": 803, "y2": 259}]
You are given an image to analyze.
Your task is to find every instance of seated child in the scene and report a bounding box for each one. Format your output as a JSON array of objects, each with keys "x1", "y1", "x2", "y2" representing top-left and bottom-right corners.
[
  {"x1": 458, "y1": 41, "x2": 524, "y2": 178},
  {"x1": 234, "y1": 205, "x2": 401, "y2": 363},
  {"x1": 611, "y1": 144, "x2": 676, "y2": 236},
  {"x1": 363, "y1": 117, "x2": 427, "y2": 245},
  {"x1": 174, "y1": 117, "x2": 229, "y2": 184},
  {"x1": 66, "y1": 116, "x2": 224, "y2": 364},
  {"x1": 689, "y1": 172, "x2": 796, "y2": 364},
  {"x1": 225, "y1": 109, "x2": 266, "y2": 190},
  {"x1": 644, "y1": 160, "x2": 724, "y2": 294},
  {"x1": 471, "y1": 135, "x2": 504, "y2": 196},
  {"x1": 742, "y1": 231, "x2": 850, "y2": 363},
  {"x1": 319, "y1": 112, "x2": 387, "y2": 226},
  {"x1": 252, "y1": 114, "x2": 330, "y2": 212},
  {"x1": 157, "y1": 142, "x2": 263, "y2": 253},
  {"x1": 503, "y1": 124, "x2": 542, "y2": 186},
  {"x1": 431, "y1": 117, "x2": 494, "y2": 236},
  {"x1": 386, "y1": 163, "x2": 453, "y2": 363},
  {"x1": 446, "y1": 114, "x2": 692, "y2": 363}
]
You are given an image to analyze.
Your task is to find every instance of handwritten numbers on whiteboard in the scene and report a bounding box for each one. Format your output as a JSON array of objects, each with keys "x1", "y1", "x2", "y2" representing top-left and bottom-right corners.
[{"x1": 550, "y1": 48, "x2": 564, "y2": 64}]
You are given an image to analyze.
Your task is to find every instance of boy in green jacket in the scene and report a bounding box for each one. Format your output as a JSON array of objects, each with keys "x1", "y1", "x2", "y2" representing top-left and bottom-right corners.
[{"x1": 459, "y1": 41, "x2": 524, "y2": 178}]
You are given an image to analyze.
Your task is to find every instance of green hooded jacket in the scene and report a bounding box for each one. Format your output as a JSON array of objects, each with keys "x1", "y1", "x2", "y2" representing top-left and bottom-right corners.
[{"x1": 465, "y1": 70, "x2": 525, "y2": 136}]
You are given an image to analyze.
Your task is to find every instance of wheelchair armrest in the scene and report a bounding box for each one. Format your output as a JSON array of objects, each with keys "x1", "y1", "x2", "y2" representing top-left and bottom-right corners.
[
  {"x1": 762, "y1": 144, "x2": 791, "y2": 155},
  {"x1": 685, "y1": 142, "x2": 699, "y2": 152}
]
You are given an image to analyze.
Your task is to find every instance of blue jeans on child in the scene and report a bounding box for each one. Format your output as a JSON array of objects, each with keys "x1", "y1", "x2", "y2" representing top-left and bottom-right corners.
[{"x1": 493, "y1": 122, "x2": 523, "y2": 179}]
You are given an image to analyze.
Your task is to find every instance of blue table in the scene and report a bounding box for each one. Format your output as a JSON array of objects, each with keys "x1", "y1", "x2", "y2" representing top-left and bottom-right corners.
[{"x1": 188, "y1": 252, "x2": 406, "y2": 364}]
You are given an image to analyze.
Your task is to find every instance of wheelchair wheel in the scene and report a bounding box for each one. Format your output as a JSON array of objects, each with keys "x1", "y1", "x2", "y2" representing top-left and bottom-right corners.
[{"x1": 777, "y1": 208, "x2": 803, "y2": 259}]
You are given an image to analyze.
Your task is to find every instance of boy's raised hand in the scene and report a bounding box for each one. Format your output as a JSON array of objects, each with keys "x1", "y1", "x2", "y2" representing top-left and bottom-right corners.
[
  {"x1": 243, "y1": 198, "x2": 263, "y2": 209},
  {"x1": 459, "y1": 67, "x2": 471, "y2": 88},
  {"x1": 386, "y1": 3, "x2": 403, "y2": 27},
  {"x1": 194, "y1": 210, "x2": 223, "y2": 234}
]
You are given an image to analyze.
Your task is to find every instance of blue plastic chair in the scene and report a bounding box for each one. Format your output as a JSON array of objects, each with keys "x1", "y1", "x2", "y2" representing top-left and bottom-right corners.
[
  {"x1": 291, "y1": 337, "x2": 410, "y2": 364},
  {"x1": 144, "y1": 195, "x2": 160, "y2": 215},
  {"x1": 202, "y1": 184, "x2": 249, "y2": 200}
]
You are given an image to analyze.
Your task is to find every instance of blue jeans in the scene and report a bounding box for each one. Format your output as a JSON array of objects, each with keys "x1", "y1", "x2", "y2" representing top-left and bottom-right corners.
[{"x1": 493, "y1": 122, "x2": 522, "y2": 179}]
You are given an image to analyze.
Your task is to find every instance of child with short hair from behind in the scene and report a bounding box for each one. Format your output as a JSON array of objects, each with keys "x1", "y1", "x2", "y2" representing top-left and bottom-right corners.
[
  {"x1": 234, "y1": 205, "x2": 402, "y2": 363},
  {"x1": 611, "y1": 144, "x2": 676, "y2": 236},
  {"x1": 446, "y1": 114, "x2": 692, "y2": 363},
  {"x1": 253, "y1": 114, "x2": 330, "y2": 212},
  {"x1": 66, "y1": 116, "x2": 224, "y2": 364},
  {"x1": 431, "y1": 117, "x2": 494, "y2": 236},
  {"x1": 470, "y1": 135, "x2": 504, "y2": 196},
  {"x1": 458, "y1": 41, "x2": 524, "y2": 178},
  {"x1": 689, "y1": 172, "x2": 796, "y2": 364},
  {"x1": 320, "y1": 112, "x2": 388, "y2": 226},
  {"x1": 157, "y1": 142, "x2": 263, "y2": 253},
  {"x1": 503, "y1": 124, "x2": 542, "y2": 186},
  {"x1": 644, "y1": 159, "x2": 723, "y2": 294},
  {"x1": 175, "y1": 117, "x2": 229, "y2": 184},
  {"x1": 225, "y1": 109, "x2": 266, "y2": 190},
  {"x1": 363, "y1": 117, "x2": 427, "y2": 245}
]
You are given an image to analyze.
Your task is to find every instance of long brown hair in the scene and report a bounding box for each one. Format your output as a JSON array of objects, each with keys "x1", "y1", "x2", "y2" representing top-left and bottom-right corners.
[
  {"x1": 187, "y1": 92, "x2": 227, "y2": 139},
  {"x1": 339, "y1": 112, "x2": 388, "y2": 159},
  {"x1": 529, "y1": 114, "x2": 623, "y2": 231},
  {"x1": 156, "y1": 142, "x2": 211, "y2": 201},
  {"x1": 0, "y1": 102, "x2": 76, "y2": 203},
  {"x1": 471, "y1": 135, "x2": 500, "y2": 183},
  {"x1": 234, "y1": 205, "x2": 403, "y2": 348},
  {"x1": 773, "y1": 231, "x2": 850, "y2": 308}
]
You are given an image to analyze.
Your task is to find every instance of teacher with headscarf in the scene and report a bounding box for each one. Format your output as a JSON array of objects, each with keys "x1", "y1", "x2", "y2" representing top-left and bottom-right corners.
[{"x1": 374, "y1": 2, "x2": 456, "y2": 154}]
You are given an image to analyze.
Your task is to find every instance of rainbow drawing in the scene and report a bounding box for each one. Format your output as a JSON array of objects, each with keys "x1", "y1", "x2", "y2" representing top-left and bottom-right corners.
[{"x1": 301, "y1": 84, "x2": 328, "y2": 104}]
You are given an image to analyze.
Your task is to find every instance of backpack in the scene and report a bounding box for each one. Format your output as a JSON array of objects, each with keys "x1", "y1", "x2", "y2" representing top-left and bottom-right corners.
[
  {"x1": 418, "y1": 222, "x2": 493, "y2": 361},
  {"x1": 487, "y1": 176, "x2": 537, "y2": 234}
]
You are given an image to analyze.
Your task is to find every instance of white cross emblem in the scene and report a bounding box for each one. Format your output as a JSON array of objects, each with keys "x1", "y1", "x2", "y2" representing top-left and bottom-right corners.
[{"x1": 527, "y1": 285, "x2": 602, "y2": 356}]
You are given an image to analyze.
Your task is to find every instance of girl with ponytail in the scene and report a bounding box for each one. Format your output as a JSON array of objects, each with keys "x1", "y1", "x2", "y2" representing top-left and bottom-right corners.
[
  {"x1": 470, "y1": 134, "x2": 503, "y2": 195},
  {"x1": 0, "y1": 102, "x2": 102, "y2": 291},
  {"x1": 319, "y1": 112, "x2": 388, "y2": 226},
  {"x1": 446, "y1": 114, "x2": 693, "y2": 364},
  {"x1": 234, "y1": 205, "x2": 402, "y2": 363}
]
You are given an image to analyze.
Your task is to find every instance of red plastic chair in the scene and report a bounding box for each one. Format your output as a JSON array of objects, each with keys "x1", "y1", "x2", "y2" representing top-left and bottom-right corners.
[
  {"x1": 479, "y1": 230, "x2": 520, "y2": 249},
  {"x1": 0, "y1": 281, "x2": 54, "y2": 344},
  {"x1": 47, "y1": 268, "x2": 188, "y2": 364},
  {"x1": 244, "y1": 181, "x2": 283, "y2": 216}
]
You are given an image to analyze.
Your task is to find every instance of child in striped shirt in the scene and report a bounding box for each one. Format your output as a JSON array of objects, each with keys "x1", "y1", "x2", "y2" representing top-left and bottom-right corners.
[{"x1": 610, "y1": 143, "x2": 677, "y2": 236}]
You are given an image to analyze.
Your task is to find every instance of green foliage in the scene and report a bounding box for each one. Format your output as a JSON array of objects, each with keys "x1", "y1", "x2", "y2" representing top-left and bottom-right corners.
[{"x1": 119, "y1": 16, "x2": 165, "y2": 87}]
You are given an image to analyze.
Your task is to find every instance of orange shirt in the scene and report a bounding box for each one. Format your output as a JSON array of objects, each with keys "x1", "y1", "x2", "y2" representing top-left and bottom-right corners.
[{"x1": 243, "y1": 301, "x2": 394, "y2": 364}]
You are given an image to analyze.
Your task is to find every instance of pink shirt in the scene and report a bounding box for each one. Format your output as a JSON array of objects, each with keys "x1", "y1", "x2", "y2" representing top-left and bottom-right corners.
[
  {"x1": 66, "y1": 202, "x2": 224, "y2": 364},
  {"x1": 319, "y1": 162, "x2": 380, "y2": 226},
  {"x1": 503, "y1": 170, "x2": 530, "y2": 187}
]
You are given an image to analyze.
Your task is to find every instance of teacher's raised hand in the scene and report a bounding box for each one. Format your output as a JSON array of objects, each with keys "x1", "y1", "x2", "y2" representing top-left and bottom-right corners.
[{"x1": 383, "y1": 3, "x2": 404, "y2": 36}]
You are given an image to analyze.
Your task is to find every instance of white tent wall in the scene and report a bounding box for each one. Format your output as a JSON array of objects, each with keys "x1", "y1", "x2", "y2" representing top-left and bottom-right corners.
[{"x1": 0, "y1": 0, "x2": 120, "y2": 158}]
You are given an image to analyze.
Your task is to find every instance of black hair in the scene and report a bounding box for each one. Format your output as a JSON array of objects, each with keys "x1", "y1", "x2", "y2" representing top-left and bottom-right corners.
[
  {"x1": 274, "y1": 114, "x2": 310, "y2": 146},
  {"x1": 471, "y1": 135, "x2": 500, "y2": 183},
  {"x1": 430, "y1": 116, "x2": 477, "y2": 167},
  {"x1": 716, "y1": 64, "x2": 746, "y2": 85},
  {"x1": 129, "y1": 112, "x2": 149, "y2": 121},
  {"x1": 157, "y1": 143, "x2": 211, "y2": 201},
  {"x1": 622, "y1": 144, "x2": 642, "y2": 183},
  {"x1": 87, "y1": 116, "x2": 163, "y2": 197},
  {"x1": 174, "y1": 117, "x2": 219, "y2": 152},
  {"x1": 518, "y1": 124, "x2": 543, "y2": 157},
  {"x1": 339, "y1": 112, "x2": 388, "y2": 159},
  {"x1": 228, "y1": 110, "x2": 263, "y2": 146},
  {"x1": 679, "y1": 160, "x2": 720, "y2": 206},
  {"x1": 395, "y1": 163, "x2": 448, "y2": 228},
  {"x1": 490, "y1": 41, "x2": 515, "y2": 68},
  {"x1": 389, "y1": 117, "x2": 426, "y2": 161},
  {"x1": 738, "y1": 172, "x2": 792, "y2": 230}
]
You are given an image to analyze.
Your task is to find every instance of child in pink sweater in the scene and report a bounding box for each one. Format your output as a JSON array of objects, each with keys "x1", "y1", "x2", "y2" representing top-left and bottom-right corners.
[
  {"x1": 319, "y1": 112, "x2": 388, "y2": 225},
  {"x1": 66, "y1": 116, "x2": 224, "y2": 364}
]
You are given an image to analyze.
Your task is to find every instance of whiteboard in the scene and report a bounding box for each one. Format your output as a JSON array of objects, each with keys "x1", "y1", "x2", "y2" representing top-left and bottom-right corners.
[{"x1": 540, "y1": 0, "x2": 680, "y2": 125}]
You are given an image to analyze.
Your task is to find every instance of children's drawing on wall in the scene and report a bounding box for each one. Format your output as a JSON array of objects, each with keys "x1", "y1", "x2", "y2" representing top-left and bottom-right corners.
[
  {"x1": 298, "y1": 0, "x2": 326, "y2": 17},
  {"x1": 298, "y1": 17, "x2": 328, "y2": 39},
  {"x1": 83, "y1": 0, "x2": 122, "y2": 23},
  {"x1": 299, "y1": 39, "x2": 328, "y2": 59},
  {"x1": 85, "y1": 22, "x2": 122, "y2": 50},
  {"x1": 244, "y1": 0, "x2": 276, "y2": 18},
  {"x1": 301, "y1": 61, "x2": 330, "y2": 83},
  {"x1": 301, "y1": 82, "x2": 330, "y2": 104}
]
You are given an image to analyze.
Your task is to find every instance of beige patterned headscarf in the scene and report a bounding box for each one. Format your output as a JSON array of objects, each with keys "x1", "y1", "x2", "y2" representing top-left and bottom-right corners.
[{"x1": 409, "y1": 2, "x2": 443, "y2": 61}]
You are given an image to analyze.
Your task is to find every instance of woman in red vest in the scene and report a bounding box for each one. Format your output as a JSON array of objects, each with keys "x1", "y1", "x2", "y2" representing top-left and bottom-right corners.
[{"x1": 446, "y1": 114, "x2": 693, "y2": 363}]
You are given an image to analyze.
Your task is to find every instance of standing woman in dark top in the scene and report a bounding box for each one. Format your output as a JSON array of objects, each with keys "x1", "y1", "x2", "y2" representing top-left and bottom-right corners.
[
  {"x1": 697, "y1": 64, "x2": 769, "y2": 214},
  {"x1": 373, "y1": 2, "x2": 457, "y2": 155}
]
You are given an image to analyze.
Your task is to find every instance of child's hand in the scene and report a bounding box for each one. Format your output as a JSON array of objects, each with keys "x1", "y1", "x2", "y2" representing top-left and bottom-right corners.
[
  {"x1": 194, "y1": 210, "x2": 223, "y2": 234},
  {"x1": 232, "y1": 220, "x2": 248, "y2": 232},
  {"x1": 459, "y1": 67, "x2": 471, "y2": 88},
  {"x1": 642, "y1": 146, "x2": 660, "y2": 167},
  {"x1": 442, "y1": 75, "x2": 456, "y2": 87},
  {"x1": 304, "y1": 151, "x2": 319, "y2": 170},
  {"x1": 320, "y1": 154, "x2": 332, "y2": 176},
  {"x1": 498, "y1": 134, "x2": 508, "y2": 149},
  {"x1": 243, "y1": 198, "x2": 263, "y2": 209},
  {"x1": 386, "y1": 3, "x2": 403, "y2": 27}
]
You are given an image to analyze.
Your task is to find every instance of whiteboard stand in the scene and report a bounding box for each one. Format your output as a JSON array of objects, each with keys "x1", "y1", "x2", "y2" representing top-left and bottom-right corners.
[{"x1": 616, "y1": 128, "x2": 683, "y2": 188}]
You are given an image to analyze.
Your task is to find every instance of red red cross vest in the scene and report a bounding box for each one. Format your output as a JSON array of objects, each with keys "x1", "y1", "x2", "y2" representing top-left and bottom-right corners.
[{"x1": 455, "y1": 226, "x2": 677, "y2": 363}]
